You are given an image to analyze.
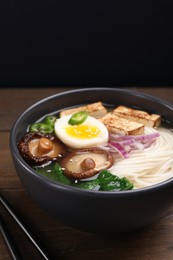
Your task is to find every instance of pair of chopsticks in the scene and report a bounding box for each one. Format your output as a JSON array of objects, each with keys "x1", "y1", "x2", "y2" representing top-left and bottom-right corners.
[{"x1": 0, "y1": 194, "x2": 51, "y2": 260}]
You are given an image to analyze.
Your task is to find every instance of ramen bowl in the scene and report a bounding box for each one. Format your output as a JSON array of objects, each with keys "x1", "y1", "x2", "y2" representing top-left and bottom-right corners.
[{"x1": 10, "y1": 88, "x2": 173, "y2": 234}]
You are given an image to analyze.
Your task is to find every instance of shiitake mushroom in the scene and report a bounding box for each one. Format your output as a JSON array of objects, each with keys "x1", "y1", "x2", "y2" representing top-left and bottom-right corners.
[
  {"x1": 61, "y1": 148, "x2": 114, "y2": 179},
  {"x1": 18, "y1": 132, "x2": 66, "y2": 164}
]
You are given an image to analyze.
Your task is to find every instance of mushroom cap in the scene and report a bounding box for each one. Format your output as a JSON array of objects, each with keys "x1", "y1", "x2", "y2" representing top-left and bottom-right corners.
[
  {"x1": 61, "y1": 148, "x2": 114, "y2": 179},
  {"x1": 18, "y1": 132, "x2": 66, "y2": 165}
]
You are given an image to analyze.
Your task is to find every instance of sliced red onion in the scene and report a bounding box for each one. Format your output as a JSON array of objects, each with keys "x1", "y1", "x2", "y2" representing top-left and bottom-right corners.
[
  {"x1": 109, "y1": 132, "x2": 160, "y2": 142},
  {"x1": 132, "y1": 132, "x2": 160, "y2": 141},
  {"x1": 109, "y1": 142, "x2": 129, "y2": 158},
  {"x1": 110, "y1": 139, "x2": 135, "y2": 146},
  {"x1": 99, "y1": 131, "x2": 160, "y2": 159}
]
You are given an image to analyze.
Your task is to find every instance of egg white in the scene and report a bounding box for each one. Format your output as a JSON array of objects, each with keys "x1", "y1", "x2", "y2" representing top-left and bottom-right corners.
[{"x1": 54, "y1": 114, "x2": 109, "y2": 149}]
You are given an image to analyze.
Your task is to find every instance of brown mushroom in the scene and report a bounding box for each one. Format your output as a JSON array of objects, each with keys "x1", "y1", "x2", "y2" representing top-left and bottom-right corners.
[
  {"x1": 18, "y1": 132, "x2": 66, "y2": 164},
  {"x1": 61, "y1": 148, "x2": 114, "y2": 179}
]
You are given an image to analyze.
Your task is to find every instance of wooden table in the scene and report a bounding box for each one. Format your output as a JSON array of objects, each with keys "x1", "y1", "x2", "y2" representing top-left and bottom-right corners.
[{"x1": 1, "y1": 87, "x2": 173, "y2": 260}]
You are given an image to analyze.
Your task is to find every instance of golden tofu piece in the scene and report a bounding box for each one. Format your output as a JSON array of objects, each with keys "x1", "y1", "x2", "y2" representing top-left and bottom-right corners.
[
  {"x1": 60, "y1": 102, "x2": 107, "y2": 119},
  {"x1": 99, "y1": 113, "x2": 145, "y2": 135},
  {"x1": 112, "y1": 106, "x2": 161, "y2": 128}
]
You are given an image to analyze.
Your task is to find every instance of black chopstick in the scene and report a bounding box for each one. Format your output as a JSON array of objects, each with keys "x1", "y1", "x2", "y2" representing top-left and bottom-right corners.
[
  {"x1": 0, "y1": 215, "x2": 23, "y2": 260},
  {"x1": 0, "y1": 194, "x2": 51, "y2": 260}
]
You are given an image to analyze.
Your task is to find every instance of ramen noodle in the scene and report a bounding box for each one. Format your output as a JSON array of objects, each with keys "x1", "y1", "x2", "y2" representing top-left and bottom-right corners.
[{"x1": 109, "y1": 126, "x2": 173, "y2": 188}]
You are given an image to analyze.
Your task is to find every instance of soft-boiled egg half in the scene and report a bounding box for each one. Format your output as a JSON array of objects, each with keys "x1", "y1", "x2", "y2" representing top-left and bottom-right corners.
[{"x1": 54, "y1": 114, "x2": 109, "y2": 149}]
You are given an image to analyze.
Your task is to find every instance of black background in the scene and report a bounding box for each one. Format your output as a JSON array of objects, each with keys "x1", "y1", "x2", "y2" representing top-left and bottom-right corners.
[{"x1": 1, "y1": 0, "x2": 173, "y2": 87}]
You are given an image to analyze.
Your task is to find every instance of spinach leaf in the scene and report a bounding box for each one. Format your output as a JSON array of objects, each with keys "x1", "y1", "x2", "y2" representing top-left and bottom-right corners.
[
  {"x1": 33, "y1": 162, "x2": 71, "y2": 185},
  {"x1": 74, "y1": 179, "x2": 100, "y2": 190},
  {"x1": 34, "y1": 164, "x2": 133, "y2": 191},
  {"x1": 98, "y1": 170, "x2": 133, "y2": 191}
]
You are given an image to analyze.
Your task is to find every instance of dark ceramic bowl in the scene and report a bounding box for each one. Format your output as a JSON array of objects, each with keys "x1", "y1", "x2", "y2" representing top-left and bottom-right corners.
[{"x1": 10, "y1": 88, "x2": 173, "y2": 234}]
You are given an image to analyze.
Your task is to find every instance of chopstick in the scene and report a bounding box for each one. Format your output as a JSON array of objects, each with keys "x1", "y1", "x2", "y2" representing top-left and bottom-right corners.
[
  {"x1": 0, "y1": 215, "x2": 23, "y2": 260},
  {"x1": 0, "y1": 194, "x2": 51, "y2": 260}
]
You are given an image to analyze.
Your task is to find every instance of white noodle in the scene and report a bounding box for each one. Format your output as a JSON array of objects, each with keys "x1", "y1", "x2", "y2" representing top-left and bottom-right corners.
[{"x1": 109, "y1": 126, "x2": 173, "y2": 189}]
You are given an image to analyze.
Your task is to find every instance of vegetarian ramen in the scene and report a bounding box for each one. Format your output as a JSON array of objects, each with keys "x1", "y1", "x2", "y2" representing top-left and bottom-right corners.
[{"x1": 17, "y1": 102, "x2": 173, "y2": 191}]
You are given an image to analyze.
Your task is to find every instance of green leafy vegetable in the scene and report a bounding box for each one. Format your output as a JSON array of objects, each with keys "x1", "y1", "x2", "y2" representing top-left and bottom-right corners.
[
  {"x1": 97, "y1": 170, "x2": 133, "y2": 191},
  {"x1": 33, "y1": 162, "x2": 71, "y2": 185},
  {"x1": 33, "y1": 163, "x2": 133, "y2": 192},
  {"x1": 78, "y1": 170, "x2": 133, "y2": 191},
  {"x1": 75, "y1": 179, "x2": 100, "y2": 190}
]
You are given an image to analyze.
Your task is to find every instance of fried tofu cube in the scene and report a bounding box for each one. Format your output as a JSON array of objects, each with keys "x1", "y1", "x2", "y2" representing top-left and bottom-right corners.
[
  {"x1": 112, "y1": 106, "x2": 161, "y2": 128},
  {"x1": 60, "y1": 102, "x2": 108, "y2": 119},
  {"x1": 99, "y1": 113, "x2": 145, "y2": 135}
]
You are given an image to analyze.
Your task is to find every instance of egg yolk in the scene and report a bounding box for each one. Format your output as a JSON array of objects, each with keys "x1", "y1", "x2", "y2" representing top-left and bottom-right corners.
[{"x1": 65, "y1": 125, "x2": 100, "y2": 139}]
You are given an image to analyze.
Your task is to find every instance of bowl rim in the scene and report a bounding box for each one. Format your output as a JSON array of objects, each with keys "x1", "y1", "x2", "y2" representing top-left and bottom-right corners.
[{"x1": 10, "y1": 87, "x2": 173, "y2": 196}]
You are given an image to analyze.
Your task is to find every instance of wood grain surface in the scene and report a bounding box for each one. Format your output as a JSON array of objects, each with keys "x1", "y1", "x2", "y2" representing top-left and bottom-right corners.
[{"x1": 1, "y1": 87, "x2": 173, "y2": 260}]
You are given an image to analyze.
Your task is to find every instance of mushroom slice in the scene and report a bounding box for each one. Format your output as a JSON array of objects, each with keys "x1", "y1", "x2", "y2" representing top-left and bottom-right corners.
[
  {"x1": 18, "y1": 132, "x2": 66, "y2": 164},
  {"x1": 61, "y1": 148, "x2": 114, "y2": 179}
]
